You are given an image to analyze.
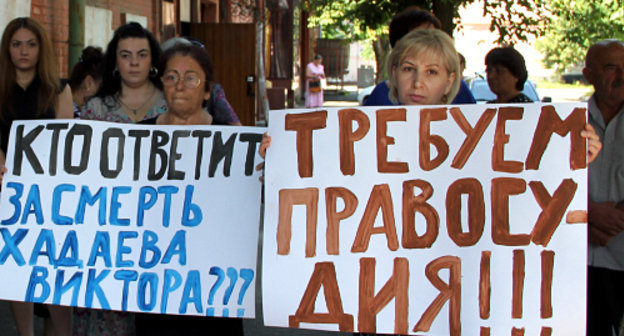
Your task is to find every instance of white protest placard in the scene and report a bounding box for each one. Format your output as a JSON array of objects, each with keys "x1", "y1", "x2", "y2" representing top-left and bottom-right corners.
[
  {"x1": 0, "y1": 120, "x2": 266, "y2": 318},
  {"x1": 263, "y1": 104, "x2": 588, "y2": 335}
]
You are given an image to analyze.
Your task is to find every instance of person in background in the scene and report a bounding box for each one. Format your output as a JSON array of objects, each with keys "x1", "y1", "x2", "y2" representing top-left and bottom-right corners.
[
  {"x1": 458, "y1": 52, "x2": 466, "y2": 79},
  {"x1": 585, "y1": 39, "x2": 624, "y2": 336},
  {"x1": 68, "y1": 46, "x2": 104, "y2": 118},
  {"x1": 484, "y1": 46, "x2": 533, "y2": 103},
  {"x1": 81, "y1": 22, "x2": 165, "y2": 123},
  {"x1": 265, "y1": 29, "x2": 600, "y2": 158},
  {"x1": 363, "y1": 6, "x2": 476, "y2": 106},
  {"x1": 305, "y1": 54, "x2": 325, "y2": 108},
  {"x1": 160, "y1": 36, "x2": 241, "y2": 125},
  {"x1": 0, "y1": 16, "x2": 73, "y2": 336},
  {"x1": 134, "y1": 43, "x2": 245, "y2": 336},
  {"x1": 75, "y1": 21, "x2": 163, "y2": 336},
  {"x1": 263, "y1": 30, "x2": 462, "y2": 163}
]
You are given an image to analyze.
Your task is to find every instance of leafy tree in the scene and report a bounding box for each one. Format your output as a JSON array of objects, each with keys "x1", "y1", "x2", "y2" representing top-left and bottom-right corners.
[
  {"x1": 304, "y1": 0, "x2": 549, "y2": 82},
  {"x1": 537, "y1": 0, "x2": 624, "y2": 73}
]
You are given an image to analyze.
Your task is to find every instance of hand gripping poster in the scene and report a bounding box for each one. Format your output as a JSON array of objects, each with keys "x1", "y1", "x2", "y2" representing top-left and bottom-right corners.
[
  {"x1": 263, "y1": 103, "x2": 588, "y2": 335},
  {"x1": 0, "y1": 120, "x2": 266, "y2": 318}
]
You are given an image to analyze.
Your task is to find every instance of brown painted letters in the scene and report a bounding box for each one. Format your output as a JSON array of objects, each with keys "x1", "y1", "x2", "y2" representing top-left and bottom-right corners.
[
  {"x1": 512, "y1": 249, "x2": 525, "y2": 319},
  {"x1": 419, "y1": 108, "x2": 450, "y2": 171},
  {"x1": 352, "y1": 184, "x2": 399, "y2": 252},
  {"x1": 289, "y1": 262, "x2": 354, "y2": 331},
  {"x1": 285, "y1": 111, "x2": 327, "y2": 178},
  {"x1": 525, "y1": 106, "x2": 586, "y2": 170},
  {"x1": 277, "y1": 188, "x2": 319, "y2": 257},
  {"x1": 413, "y1": 256, "x2": 462, "y2": 335},
  {"x1": 376, "y1": 108, "x2": 409, "y2": 173},
  {"x1": 325, "y1": 187, "x2": 358, "y2": 255},
  {"x1": 358, "y1": 257, "x2": 409, "y2": 334},
  {"x1": 446, "y1": 178, "x2": 486, "y2": 246},
  {"x1": 450, "y1": 107, "x2": 496, "y2": 169},
  {"x1": 492, "y1": 107, "x2": 524, "y2": 173},
  {"x1": 491, "y1": 178, "x2": 531, "y2": 246},
  {"x1": 402, "y1": 179, "x2": 439, "y2": 248},
  {"x1": 339, "y1": 109, "x2": 370, "y2": 176},
  {"x1": 541, "y1": 250, "x2": 554, "y2": 318},
  {"x1": 479, "y1": 251, "x2": 492, "y2": 319}
]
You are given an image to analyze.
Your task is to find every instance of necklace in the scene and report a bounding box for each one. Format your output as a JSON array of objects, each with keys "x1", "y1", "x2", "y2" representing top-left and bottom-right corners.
[{"x1": 117, "y1": 86, "x2": 157, "y2": 115}]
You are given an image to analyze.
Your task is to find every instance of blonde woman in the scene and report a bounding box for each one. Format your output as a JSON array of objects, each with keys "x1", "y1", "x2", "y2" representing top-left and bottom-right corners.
[{"x1": 386, "y1": 28, "x2": 600, "y2": 161}]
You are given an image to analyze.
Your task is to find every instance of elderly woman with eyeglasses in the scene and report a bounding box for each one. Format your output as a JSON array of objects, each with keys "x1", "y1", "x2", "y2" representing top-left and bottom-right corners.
[
  {"x1": 140, "y1": 43, "x2": 213, "y2": 125},
  {"x1": 135, "y1": 43, "x2": 248, "y2": 336}
]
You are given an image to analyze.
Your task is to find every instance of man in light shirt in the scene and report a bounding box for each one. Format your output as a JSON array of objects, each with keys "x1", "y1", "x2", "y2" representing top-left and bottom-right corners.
[{"x1": 586, "y1": 39, "x2": 624, "y2": 335}]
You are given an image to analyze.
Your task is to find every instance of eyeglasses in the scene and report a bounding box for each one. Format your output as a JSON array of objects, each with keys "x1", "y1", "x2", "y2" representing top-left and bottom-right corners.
[{"x1": 161, "y1": 71, "x2": 203, "y2": 88}]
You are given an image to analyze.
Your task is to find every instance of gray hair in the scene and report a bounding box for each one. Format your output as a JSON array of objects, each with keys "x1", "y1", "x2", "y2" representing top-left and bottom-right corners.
[{"x1": 161, "y1": 37, "x2": 192, "y2": 52}]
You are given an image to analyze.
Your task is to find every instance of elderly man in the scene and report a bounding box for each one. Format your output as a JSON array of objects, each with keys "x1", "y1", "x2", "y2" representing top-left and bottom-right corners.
[{"x1": 586, "y1": 39, "x2": 624, "y2": 335}]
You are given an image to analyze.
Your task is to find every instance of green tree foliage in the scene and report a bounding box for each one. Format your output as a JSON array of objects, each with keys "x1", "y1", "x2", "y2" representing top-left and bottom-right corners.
[
  {"x1": 305, "y1": 0, "x2": 549, "y2": 82},
  {"x1": 538, "y1": 0, "x2": 624, "y2": 72}
]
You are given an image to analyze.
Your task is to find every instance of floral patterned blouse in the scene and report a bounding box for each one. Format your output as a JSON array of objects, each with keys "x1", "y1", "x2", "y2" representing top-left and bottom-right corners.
[{"x1": 81, "y1": 91, "x2": 167, "y2": 123}]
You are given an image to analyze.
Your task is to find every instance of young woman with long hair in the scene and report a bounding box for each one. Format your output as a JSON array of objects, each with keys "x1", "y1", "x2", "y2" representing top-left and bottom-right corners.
[
  {"x1": 0, "y1": 16, "x2": 73, "y2": 336},
  {"x1": 74, "y1": 22, "x2": 163, "y2": 336},
  {"x1": 81, "y1": 22, "x2": 165, "y2": 124},
  {"x1": 0, "y1": 17, "x2": 73, "y2": 153}
]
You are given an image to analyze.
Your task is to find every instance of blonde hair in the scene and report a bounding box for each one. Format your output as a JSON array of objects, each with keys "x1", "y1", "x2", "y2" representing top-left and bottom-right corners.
[{"x1": 386, "y1": 29, "x2": 460, "y2": 104}]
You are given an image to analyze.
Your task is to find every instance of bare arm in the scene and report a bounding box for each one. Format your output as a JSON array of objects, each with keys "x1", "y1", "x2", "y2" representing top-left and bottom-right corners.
[{"x1": 55, "y1": 85, "x2": 74, "y2": 119}]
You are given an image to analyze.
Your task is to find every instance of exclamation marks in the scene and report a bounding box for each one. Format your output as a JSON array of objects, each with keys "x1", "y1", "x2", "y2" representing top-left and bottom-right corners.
[
  {"x1": 478, "y1": 249, "x2": 555, "y2": 334},
  {"x1": 479, "y1": 251, "x2": 491, "y2": 319},
  {"x1": 540, "y1": 250, "x2": 555, "y2": 336},
  {"x1": 479, "y1": 251, "x2": 491, "y2": 336},
  {"x1": 512, "y1": 250, "x2": 525, "y2": 319},
  {"x1": 540, "y1": 250, "x2": 554, "y2": 318}
]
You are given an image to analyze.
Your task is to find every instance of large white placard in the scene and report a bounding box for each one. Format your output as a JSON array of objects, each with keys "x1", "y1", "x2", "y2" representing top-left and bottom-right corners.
[
  {"x1": 263, "y1": 103, "x2": 588, "y2": 335},
  {"x1": 0, "y1": 120, "x2": 266, "y2": 319}
]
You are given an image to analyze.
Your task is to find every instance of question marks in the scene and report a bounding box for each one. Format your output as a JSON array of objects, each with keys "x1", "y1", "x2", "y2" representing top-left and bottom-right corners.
[
  {"x1": 237, "y1": 268, "x2": 254, "y2": 317},
  {"x1": 205, "y1": 266, "x2": 255, "y2": 317},
  {"x1": 223, "y1": 267, "x2": 238, "y2": 305},
  {"x1": 206, "y1": 266, "x2": 225, "y2": 316},
  {"x1": 207, "y1": 266, "x2": 225, "y2": 305}
]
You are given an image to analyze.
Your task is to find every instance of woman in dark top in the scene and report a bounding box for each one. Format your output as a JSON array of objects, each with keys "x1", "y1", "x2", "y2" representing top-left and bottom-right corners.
[
  {"x1": 0, "y1": 17, "x2": 73, "y2": 154},
  {"x1": 0, "y1": 16, "x2": 73, "y2": 336},
  {"x1": 485, "y1": 46, "x2": 533, "y2": 103}
]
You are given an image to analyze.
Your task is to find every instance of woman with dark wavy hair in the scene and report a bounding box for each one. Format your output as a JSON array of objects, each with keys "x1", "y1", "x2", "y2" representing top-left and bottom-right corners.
[
  {"x1": 0, "y1": 16, "x2": 74, "y2": 336},
  {"x1": 75, "y1": 22, "x2": 163, "y2": 336},
  {"x1": 82, "y1": 22, "x2": 165, "y2": 123}
]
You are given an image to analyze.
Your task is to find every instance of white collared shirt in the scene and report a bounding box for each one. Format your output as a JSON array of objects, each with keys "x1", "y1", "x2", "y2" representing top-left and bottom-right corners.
[{"x1": 588, "y1": 95, "x2": 624, "y2": 270}]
